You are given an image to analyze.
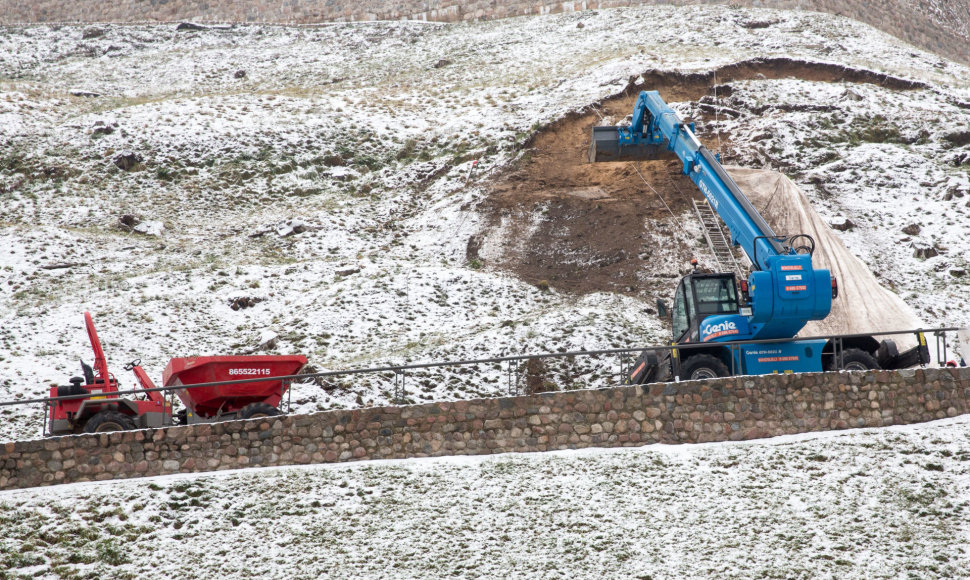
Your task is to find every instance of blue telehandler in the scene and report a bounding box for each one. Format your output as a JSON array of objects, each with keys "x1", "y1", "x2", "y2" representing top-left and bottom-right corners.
[{"x1": 589, "y1": 90, "x2": 928, "y2": 382}]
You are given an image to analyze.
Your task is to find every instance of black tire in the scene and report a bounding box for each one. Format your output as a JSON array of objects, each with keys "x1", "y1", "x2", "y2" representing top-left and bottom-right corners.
[
  {"x1": 830, "y1": 348, "x2": 879, "y2": 372},
  {"x1": 680, "y1": 354, "x2": 730, "y2": 381},
  {"x1": 239, "y1": 402, "x2": 282, "y2": 420},
  {"x1": 84, "y1": 410, "x2": 136, "y2": 433}
]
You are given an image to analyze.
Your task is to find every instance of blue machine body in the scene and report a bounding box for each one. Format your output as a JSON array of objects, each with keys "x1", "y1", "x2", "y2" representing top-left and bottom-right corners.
[
  {"x1": 736, "y1": 339, "x2": 828, "y2": 374},
  {"x1": 611, "y1": 90, "x2": 835, "y2": 374}
]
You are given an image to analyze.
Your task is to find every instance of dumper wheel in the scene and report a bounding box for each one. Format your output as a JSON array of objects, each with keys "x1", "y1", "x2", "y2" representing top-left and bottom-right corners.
[
  {"x1": 830, "y1": 348, "x2": 879, "y2": 372},
  {"x1": 84, "y1": 410, "x2": 136, "y2": 433},
  {"x1": 680, "y1": 354, "x2": 730, "y2": 381},
  {"x1": 239, "y1": 403, "x2": 282, "y2": 420}
]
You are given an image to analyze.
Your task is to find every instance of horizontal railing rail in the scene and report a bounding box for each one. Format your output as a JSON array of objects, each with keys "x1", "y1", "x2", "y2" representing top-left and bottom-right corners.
[{"x1": 0, "y1": 326, "x2": 961, "y2": 412}]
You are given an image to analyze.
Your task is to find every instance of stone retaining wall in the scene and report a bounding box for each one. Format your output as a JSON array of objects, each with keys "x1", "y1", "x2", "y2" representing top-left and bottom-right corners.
[
  {"x1": 0, "y1": 1, "x2": 967, "y2": 65},
  {"x1": 2, "y1": 367, "x2": 968, "y2": 490}
]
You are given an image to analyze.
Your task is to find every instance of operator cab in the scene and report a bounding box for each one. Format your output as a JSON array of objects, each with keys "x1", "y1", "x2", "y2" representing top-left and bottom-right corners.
[{"x1": 671, "y1": 273, "x2": 740, "y2": 343}]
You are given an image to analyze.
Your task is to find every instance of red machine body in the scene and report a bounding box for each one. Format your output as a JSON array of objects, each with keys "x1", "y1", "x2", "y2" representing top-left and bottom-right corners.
[
  {"x1": 46, "y1": 313, "x2": 306, "y2": 436},
  {"x1": 164, "y1": 355, "x2": 307, "y2": 417},
  {"x1": 47, "y1": 313, "x2": 170, "y2": 435}
]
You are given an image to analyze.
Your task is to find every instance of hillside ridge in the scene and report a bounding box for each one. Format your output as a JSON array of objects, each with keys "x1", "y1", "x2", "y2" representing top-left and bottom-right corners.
[{"x1": 0, "y1": 0, "x2": 968, "y2": 65}]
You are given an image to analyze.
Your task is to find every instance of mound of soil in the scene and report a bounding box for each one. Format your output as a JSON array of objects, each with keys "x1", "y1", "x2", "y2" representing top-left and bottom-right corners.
[{"x1": 475, "y1": 151, "x2": 696, "y2": 295}]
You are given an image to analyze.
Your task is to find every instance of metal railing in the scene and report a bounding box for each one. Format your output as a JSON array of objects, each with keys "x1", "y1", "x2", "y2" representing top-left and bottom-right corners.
[{"x1": 0, "y1": 326, "x2": 963, "y2": 435}]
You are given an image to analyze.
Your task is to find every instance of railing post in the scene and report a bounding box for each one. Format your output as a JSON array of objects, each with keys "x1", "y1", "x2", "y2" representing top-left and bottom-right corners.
[
  {"x1": 512, "y1": 360, "x2": 520, "y2": 396},
  {"x1": 283, "y1": 378, "x2": 292, "y2": 413},
  {"x1": 505, "y1": 360, "x2": 511, "y2": 397},
  {"x1": 616, "y1": 352, "x2": 624, "y2": 385},
  {"x1": 935, "y1": 327, "x2": 948, "y2": 366},
  {"x1": 672, "y1": 345, "x2": 681, "y2": 382},
  {"x1": 393, "y1": 369, "x2": 406, "y2": 404}
]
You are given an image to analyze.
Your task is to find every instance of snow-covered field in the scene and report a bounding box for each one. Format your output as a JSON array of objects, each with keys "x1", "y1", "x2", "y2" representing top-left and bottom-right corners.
[
  {"x1": 2, "y1": 417, "x2": 969, "y2": 579},
  {"x1": 2, "y1": 6, "x2": 969, "y2": 442},
  {"x1": 3, "y1": 5, "x2": 970, "y2": 578}
]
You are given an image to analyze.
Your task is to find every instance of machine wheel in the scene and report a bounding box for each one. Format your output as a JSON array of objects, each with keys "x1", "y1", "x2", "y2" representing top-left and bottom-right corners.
[
  {"x1": 680, "y1": 354, "x2": 730, "y2": 381},
  {"x1": 239, "y1": 403, "x2": 282, "y2": 420},
  {"x1": 83, "y1": 410, "x2": 136, "y2": 433},
  {"x1": 830, "y1": 348, "x2": 879, "y2": 372}
]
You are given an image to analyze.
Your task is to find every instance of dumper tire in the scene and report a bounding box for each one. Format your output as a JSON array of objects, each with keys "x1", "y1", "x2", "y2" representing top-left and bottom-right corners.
[
  {"x1": 680, "y1": 354, "x2": 730, "y2": 381},
  {"x1": 84, "y1": 410, "x2": 136, "y2": 433},
  {"x1": 239, "y1": 403, "x2": 282, "y2": 420},
  {"x1": 830, "y1": 348, "x2": 879, "y2": 372}
]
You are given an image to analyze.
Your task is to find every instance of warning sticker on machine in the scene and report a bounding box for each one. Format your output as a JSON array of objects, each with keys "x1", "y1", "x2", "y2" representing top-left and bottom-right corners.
[
  {"x1": 785, "y1": 285, "x2": 807, "y2": 292},
  {"x1": 757, "y1": 356, "x2": 799, "y2": 363},
  {"x1": 781, "y1": 265, "x2": 803, "y2": 271}
]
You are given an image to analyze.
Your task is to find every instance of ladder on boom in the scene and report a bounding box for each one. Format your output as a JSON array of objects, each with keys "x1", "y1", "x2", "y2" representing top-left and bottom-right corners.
[{"x1": 692, "y1": 199, "x2": 744, "y2": 278}]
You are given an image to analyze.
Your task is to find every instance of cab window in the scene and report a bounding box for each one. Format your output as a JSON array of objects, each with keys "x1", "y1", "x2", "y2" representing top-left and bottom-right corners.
[
  {"x1": 693, "y1": 276, "x2": 739, "y2": 316},
  {"x1": 672, "y1": 281, "x2": 689, "y2": 339}
]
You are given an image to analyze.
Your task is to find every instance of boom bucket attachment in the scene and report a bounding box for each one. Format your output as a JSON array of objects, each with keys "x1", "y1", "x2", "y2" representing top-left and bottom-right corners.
[{"x1": 588, "y1": 126, "x2": 677, "y2": 163}]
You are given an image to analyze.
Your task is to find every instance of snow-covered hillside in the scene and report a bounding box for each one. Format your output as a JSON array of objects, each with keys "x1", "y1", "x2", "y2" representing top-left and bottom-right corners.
[
  {"x1": 2, "y1": 417, "x2": 969, "y2": 579},
  {"x1": 1, "y1": 5, "x2": 969, "y2": 442}
]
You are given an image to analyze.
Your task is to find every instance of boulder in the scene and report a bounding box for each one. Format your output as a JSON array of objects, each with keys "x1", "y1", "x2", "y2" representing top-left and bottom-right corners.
[
  {"x1": 81, "y1": 27, "x2": 106, "y2": 40},
  {"x1": 133, "y1": 220, "x2": 164, "y2": 236},
  {"x1": 118, "y1": 214, "x2": 140, "y2": 231},
  {"x1": 912, "y1": 243, "x2": 939, "y2": 260},
  {"x1": 830, "y1": 219, "x2": 855, "y2": 231},
  {"x1": 841, "y1": 88, "x2": 864, "y2": 101},
  {"x1": 276, "y1": 219, "x2": 309, "y2": 237},
  {"x1": 92, "y1": 122, "x2": 115, "y2": 136},
  {"x1": 113, "y1": 151, "x2": 142, "y2": 171},
  {"x1": 258, "y1": 330, "x2": 278, "y2": 351},
  {"x1": 229, "y1": 296, "x2": 264, "y2": 311}
]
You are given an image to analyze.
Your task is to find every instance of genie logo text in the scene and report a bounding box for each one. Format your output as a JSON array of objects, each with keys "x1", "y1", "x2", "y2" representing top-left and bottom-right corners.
[{"x1": 702, "y1": 321, "x2": 739, "y2": 341}]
